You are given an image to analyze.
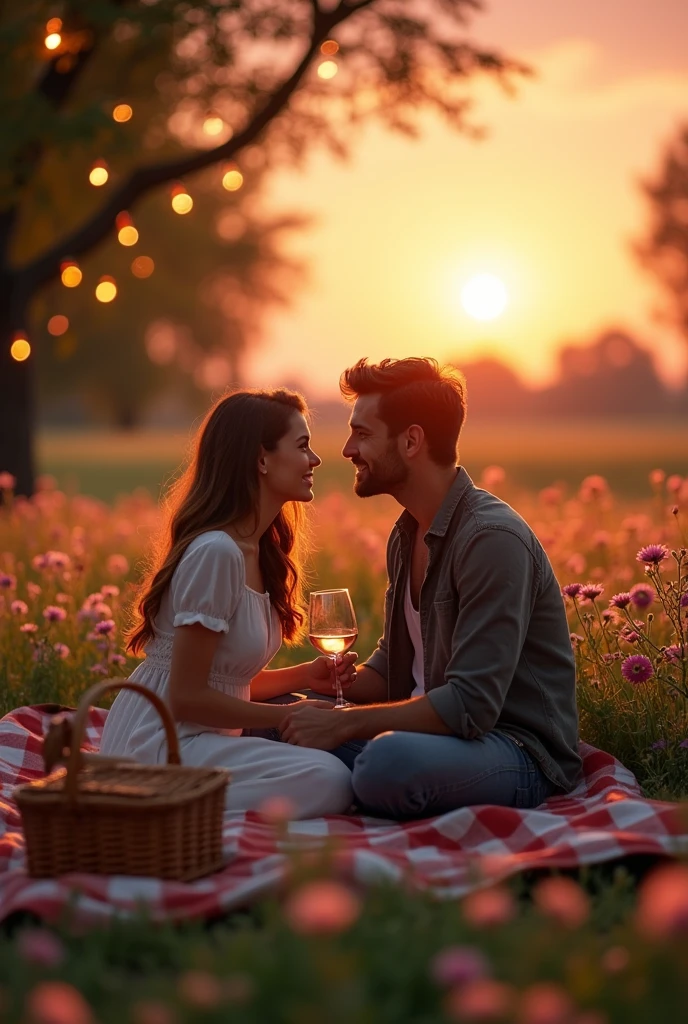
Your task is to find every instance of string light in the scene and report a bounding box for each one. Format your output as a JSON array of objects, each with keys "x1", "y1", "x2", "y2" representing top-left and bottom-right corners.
[
  {"x1": 317, "y1": 60, "x2": 338, "y2": 80},
  {"x1": 10, "y1": 335, "x2": 31, "y2": 362},
  {"x1": 320, "y1": 40, "x2": 339, "y2": 56},
  {"x1": 203, "y1": 115, "x2": 224, "y2": 136},
  {"x1": 47, "y1": 315, "x2": 69, "y2": 336},
  {"x1": 116, "y1": 212, "x2": 138, "y2": 246},
  {"x1": 46, "y1": 18, "x2": 62, "y2": 33},
  {"x1": 112, "y1": 103, "x2": 133, "y2": 123},
  {"x1": 131, "y1": 256, "x2": 154, "y2": 278},
  {"x1": 60, "y1": 262, "x2": 82, "y2": 288},
  {"x1": 222, "y1": 167, "x2": 243, "y2": 191},
  {"x1": 45, "y1": 32, "x2": 61, "y2": 50},
  {"x1": 95, "y1": 276, "x2": 117, "y2": 303},
  {"x1": 89, "y1": 162, "x2": 109, "y2": 186},
  {"x1": 171, "y1": 185, "x2": 193, "y2": 214}
]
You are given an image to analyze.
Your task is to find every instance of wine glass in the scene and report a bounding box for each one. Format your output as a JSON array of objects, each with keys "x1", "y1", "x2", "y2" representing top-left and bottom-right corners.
[{"x1": 308, "y1": 589, "x2": 358, "y2": 709}]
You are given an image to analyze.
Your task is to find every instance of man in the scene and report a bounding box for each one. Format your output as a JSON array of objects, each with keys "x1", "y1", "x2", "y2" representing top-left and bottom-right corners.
[{"x1": 281, "y1": 356, "x2": 582, "y2": 819}]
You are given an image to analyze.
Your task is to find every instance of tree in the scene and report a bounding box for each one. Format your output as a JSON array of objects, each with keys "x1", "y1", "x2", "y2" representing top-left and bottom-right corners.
[
  {"x1": 0, "y1": 0, "x2": 525, "y2": 494},
  {"x1": 636, "y1": 123, "x2": 688, "y2": 357}
]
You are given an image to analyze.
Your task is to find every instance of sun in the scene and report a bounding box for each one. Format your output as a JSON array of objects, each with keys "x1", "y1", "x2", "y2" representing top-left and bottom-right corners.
[{"x1": 460, "y1": 273, "x2": 508, "y2": 321}]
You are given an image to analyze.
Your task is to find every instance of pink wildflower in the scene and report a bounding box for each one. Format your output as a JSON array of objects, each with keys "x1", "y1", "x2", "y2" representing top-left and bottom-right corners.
[
  {"x1": 667, "y1": 474, "x2": 683, "y2": 495},
  {"x1": 26, "y1": 981, "x2": 93, "y2": 1024},
  {"x1": 462, "y1": 886, "x2": 515, "y2": 927},
  {"x1": 663, "y1": 645, "x2": 684, "y2": 663},
  {"x1": 27, "y1": 582, "x2": 42, "y2": 598},
  {"x1": 636, "y1": 544, "x2": 669, "y2": 565},
  {"x1": 0, "y1": 471, "x2": 16, "y2": 489},
  {"x1": 565, "y1": 554, "x2": 586, "y2": 575},
  {"x1": 532, "y1": 876, "x2": 590, "y2": 928},
  {"x1": 481, "y1": 466, "x2": 506, "y2": 490},
  {"x1": 20, "y1": 623, "x2": 38, "y2": 633},
  {"x1": 11, "y1": 599, "x2": 28, "y2": 615},
  {"x1": 619, "y1": 629, "x2": 641, "y2": 645},
  {"x1": 53, "y1": 643, "x2": 70, "y2": 660},
  {"x1": 110, "y1": 652, "x2": 127, "y2": 666},
  {"x1": 579, "y1": 584, "x2": 604, "y2": 602},
  {"x1": 101, "y1": 584, "x2": 120, "y2": 598},
  {"x1": 431, "y1": 946, "x2": 490, "y2": 988},
  {"x1": 89, "y1": 663, "x2": 110, "y2": 675},
  {"x1": 629, "y1": 582, "x2": 655, "y2": 609},
  {"x1": 55, "y1": 593, "x2": 71, "y2": 604},
  {"x1": 636, "y1": 862, "x2": 688, "y2": 939},
  {"x1": 445, "y1": 979, "x2": 514, "y2": 1021},
  {"x1": 284, "y1": 880, "x2": 360, "y2": 936},
  {"x1": 569, "y1": 633, "x2": 585, "y2": 648},
  {"x1": 43, "y1": 605, "x2": 67, "y2": 623},
  {"x1": 601, "y1": 946, "x2": 629, "y2": 973},
  {"x1": 579, "y1": 475, "x2": 609, "y2": 501},
  {"x1": 621, "y1": 654, "x2": 653, "y2": 685},
  {"x1": 106, "y1": 553, "x2": 129, "y2": 577},
  {"x1": 94, "y1": 618, "x2": 115, "y2": 635},
  {"x1": 17, "y1": 928, "x2": 65, "y2": 968},
  {"x1": 649, "y1": 468, "x2": 665, "y2": 487},
  {"x1": 0, "y1": 572, "x2": 16, "y2": 589},
  {"x1": 609, "y1": 592, "x2": 631, "y2": 609},
  {"x1": 258, "y1": 795, "x2": 296, "y2": 824},
  {"x1": 32, "y1": 554, "x2": 49, "y2": 571},
  {"x1": 561, "y1": 583, "x2": 582, "y2": 599},
  {"x1": 517, "y1": 983, "x2": 573, "y2": 1024},
  {"x1": 130, "y1": 1001, "x2": 177, "y2": 1024}
]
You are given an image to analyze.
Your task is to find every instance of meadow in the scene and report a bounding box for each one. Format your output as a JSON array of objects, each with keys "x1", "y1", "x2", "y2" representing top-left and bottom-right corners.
[{"x1": 1, "y1": 450, "x2": 688, "y2": 1022}]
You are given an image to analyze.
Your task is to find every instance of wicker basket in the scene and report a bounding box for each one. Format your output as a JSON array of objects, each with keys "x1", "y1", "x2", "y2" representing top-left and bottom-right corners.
[{"x1": 14, "y1": 679, "x2": 229, "y2": 881}]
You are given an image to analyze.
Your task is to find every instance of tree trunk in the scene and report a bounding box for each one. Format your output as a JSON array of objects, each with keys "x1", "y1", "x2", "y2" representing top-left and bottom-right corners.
[{"x1": 0, "y1": 270, "x2": 35, "y2": 496}]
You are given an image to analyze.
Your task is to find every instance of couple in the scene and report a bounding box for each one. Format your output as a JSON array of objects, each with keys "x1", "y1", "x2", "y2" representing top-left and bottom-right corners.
[{"x1": 100, "y1": 357, "x2": 582, "y2": 820}]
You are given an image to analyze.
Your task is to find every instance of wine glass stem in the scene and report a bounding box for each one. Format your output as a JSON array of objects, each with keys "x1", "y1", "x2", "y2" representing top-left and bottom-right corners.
[{"x1": 332, "y1": 655, "x2": 348, "y2": 708}]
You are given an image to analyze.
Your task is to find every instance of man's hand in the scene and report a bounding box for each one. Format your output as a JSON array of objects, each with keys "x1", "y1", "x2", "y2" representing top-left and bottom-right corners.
[
  {"x1": 305, "y1": 652, "x2": 358, "y2": 697},
  {"x1": 281, "y1": 703, "x2": 351, "y2": 750}
]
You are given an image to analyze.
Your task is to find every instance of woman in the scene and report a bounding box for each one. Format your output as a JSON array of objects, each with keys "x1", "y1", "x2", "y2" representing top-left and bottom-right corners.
[{"x1": 100, "y1": 389, "x2": 355, "y2": 818}]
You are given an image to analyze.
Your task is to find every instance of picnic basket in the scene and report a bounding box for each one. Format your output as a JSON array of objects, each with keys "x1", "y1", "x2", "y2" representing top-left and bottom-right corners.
[{"x1": 14, "y1": 679, "x2": 229, "y2": 881}]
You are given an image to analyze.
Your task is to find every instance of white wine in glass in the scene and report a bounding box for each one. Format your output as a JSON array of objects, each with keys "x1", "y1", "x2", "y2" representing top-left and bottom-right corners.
[{"x1": 308, "y1": 589, "x2": 358, "y2": 709}]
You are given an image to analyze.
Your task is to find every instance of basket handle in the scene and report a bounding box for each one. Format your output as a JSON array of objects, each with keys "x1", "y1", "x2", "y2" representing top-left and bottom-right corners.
[{"x1": 64, "y1": 678, "x2": 181, "y2": 801}]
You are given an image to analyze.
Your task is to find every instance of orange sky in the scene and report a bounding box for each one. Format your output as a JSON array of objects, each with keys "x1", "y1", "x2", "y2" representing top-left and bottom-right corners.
[{"x1": 247, "y1": 0, "x2": 688, "y2": 397}]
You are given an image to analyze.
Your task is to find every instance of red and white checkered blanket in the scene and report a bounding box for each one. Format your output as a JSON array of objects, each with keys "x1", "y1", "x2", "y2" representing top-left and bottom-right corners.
[{"x1": 1, "y1": 705, "x2": 686, "y2": 926}]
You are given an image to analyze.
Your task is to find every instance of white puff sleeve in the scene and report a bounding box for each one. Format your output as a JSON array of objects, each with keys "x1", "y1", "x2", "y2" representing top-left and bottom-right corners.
[{"x1": 170, "y1": 534, "x2": 244, "y2": 633}]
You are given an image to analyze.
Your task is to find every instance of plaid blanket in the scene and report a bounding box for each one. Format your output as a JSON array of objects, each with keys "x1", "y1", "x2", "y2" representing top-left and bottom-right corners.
[{"x1": 1, "y1": 705, "x2": 686, "y2": 927}]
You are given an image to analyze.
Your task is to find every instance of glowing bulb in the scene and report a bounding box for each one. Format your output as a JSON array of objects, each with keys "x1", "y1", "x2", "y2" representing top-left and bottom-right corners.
[
  {"x1": 222, "y1": 168, "x2": 243, "y2": 191},
  {"x1": 203, "y1": 116, "x2": 224, "y2": 136},
  {"x1": 171, "y1": 188, "x2": 193, "y2": 214},
  {"x1": 112, "y1": 103, "x2": 133, "y2": 123},
  {"x1": 320, "y1": 40, "x2": 339, "y2": 56},
  {"x1": 117, "y1": 225, "x2": 139, "y2": 246},
  {"x1": 60, "y1": 263, "x2": 82, "y2": 288},
  {"x1": 45, "y1": 33, "x2": 61, "y2": 50},
  {"x1": 95, "y1": 277, "x2": 117, "y2": 303},
  {"x1": 131, "y1": 256, "x2": 155, "y2": 279},
  {"x1": 89, "y1": 164, "x2": 109, "y2": 186},
  {"x1": 317, "y1": 60, "x2": 338, "y2": 80},
  {"x1": 47, "y1": 315, "x2": 69, "y2": 336},
  {"x1": 11, "y1": 337, "x2": 31, "y2": 361}
]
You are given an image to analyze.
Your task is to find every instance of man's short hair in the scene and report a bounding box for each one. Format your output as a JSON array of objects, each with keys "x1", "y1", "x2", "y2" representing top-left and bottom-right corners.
[{"x1": 340, "y1": 357, "x2": 467, "y2": 466}]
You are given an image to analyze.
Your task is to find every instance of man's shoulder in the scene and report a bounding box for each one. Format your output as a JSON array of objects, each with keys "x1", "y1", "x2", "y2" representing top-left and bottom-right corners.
[{"x1": 460, "y1": 486, "x2": 539, "y2": 551}]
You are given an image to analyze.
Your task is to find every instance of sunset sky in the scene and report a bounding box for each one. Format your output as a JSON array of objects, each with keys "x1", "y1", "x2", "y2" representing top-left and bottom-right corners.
[{"x1": 247, "y1": 0, "x2": 688, "y2": 397}]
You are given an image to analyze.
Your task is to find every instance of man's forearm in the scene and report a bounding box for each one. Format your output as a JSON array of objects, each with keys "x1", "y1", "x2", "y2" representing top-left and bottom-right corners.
[
  {"x1": 338, "y1": 695, "x2": 453, "y2": 739},
  {"x1": 345, "y1": 664, "x2": 390, "y2": 704}
]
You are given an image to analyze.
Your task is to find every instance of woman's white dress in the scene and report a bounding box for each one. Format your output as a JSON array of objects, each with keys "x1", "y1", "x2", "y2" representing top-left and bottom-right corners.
[{"x1": 99, "y1": 531, "x2": 353, "y2": 818}]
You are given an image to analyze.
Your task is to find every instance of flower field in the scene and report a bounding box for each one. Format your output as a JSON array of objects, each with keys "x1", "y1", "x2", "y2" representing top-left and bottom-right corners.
[{"x1": 1, "y1": 467, "x2": 688, "y2": 1022}]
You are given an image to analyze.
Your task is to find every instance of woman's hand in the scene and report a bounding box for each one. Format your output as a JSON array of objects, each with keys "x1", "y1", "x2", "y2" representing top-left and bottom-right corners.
[{"x1": 306, "y1": 652, "x2": 358, "y2": 696}]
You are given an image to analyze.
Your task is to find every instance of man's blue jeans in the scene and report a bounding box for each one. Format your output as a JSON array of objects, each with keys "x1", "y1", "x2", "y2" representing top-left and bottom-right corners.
[{"x1": 244, "y1": 694, "x2": 558, "y2": 819}]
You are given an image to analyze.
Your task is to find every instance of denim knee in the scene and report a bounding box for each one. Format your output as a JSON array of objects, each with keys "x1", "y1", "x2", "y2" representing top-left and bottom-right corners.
[{"x1": 352, "y1": 732, "x2": 420, "y2": 817}]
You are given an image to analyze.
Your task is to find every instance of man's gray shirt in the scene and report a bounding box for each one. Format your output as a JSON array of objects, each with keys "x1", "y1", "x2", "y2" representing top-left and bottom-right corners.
[{"x1": 363, "y1": 467, "x2": 582, "y2": 792}]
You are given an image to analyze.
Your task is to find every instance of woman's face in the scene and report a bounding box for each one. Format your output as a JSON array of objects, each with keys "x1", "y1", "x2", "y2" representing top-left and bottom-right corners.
[{"x1": 260, "y1": 411, "x2": 321, "y2": 504}]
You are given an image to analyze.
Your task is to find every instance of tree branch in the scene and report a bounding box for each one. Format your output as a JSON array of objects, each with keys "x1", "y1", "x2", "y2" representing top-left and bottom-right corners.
[{"x1": 19, "y1": 2, "x2": 354, "y2": 291}]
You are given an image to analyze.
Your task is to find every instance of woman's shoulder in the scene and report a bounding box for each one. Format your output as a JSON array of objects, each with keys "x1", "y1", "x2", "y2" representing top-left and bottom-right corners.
[{"x1": 180, "y1": 531, "x2": 245, "y2": 570}]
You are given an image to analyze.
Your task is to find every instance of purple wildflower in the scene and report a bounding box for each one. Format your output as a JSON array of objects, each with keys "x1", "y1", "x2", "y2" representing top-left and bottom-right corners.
[
  {"x1": 610, "y1": 593, "x2": 632, "y2": 609},
  {"x1": 620, "y1": 630, "x2": 641, "y2": 644},
  {"x1": 0, "y1": 573, "x2": 16, "y2": 589},
  {"x1": 110, "y1": 653, "x2": 126, "y2": 666},
  {"x1": 680, "y1": 740, "x2": 688, "y2": 750},
  {"x1": 570, "y1": 633, "x2": 585, "y2": 648},
  {"x1": 637, "y1": 544, "x2": 670, "y2": 565},
  {"x1": 630, "y1": 582, "x2": 655, "y2": 609},
  {"x1": 562, "y1": 583, "x2": 583, "y2": 599},
  {"x1": 621, "y1": 654, "x2": 654, "y2": 685},
  {"x1": 664, "y1": 645, "x2": 684, "y2": 663},
  {"x1": 430, "y1": 946, "x2": 490, "y2": 987},
  {"x1": 579, "y1": 584, "x2": 605, "y2": 602},
  {"x1": 94, "y1": 618, "x2": 115, "y2": 636},
  {"x1": 90, "y1": 663, "x2": 110, "y2": 675},
  {"x1": 681, "y1": 595, "x2": 688, "y2": 609},
  {"x1": 651, "y1": 740, "x2": 667, "y2": 750},
  {"x1": 43, "y1": 605, "x2": 67, "y2": 623},
  {"x1": 11, "y1": 599, "x2": 28, "y2": 616}
]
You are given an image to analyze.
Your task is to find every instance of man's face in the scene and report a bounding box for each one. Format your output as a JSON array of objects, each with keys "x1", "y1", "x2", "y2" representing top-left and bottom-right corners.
[{"x1": 342, "y1": 394, "x2": 408, "y2": 497}]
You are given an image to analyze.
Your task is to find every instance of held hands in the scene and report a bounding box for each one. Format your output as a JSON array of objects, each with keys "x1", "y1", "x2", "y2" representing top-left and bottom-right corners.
[
  {"x1": 281, "y1": 702, "x2": 351, "y2": 750},
  {"x1": 307, "y1": 651, "x2": 358, "y2": 696}
]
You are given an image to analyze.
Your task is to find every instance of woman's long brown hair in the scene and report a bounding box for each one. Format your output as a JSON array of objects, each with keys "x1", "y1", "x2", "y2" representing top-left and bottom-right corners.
[{"x1": 127, "y1": 389, "x2": 309, "y2": 655}]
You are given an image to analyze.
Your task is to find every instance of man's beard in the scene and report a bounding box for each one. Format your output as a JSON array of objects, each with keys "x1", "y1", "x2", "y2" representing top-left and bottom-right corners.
[{"x1": 353, "y1": 442, "x2": 408, "y2": 497}]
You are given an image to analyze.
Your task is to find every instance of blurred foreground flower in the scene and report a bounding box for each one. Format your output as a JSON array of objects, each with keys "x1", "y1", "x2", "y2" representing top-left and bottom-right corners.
[
  {"x1": 431, "y1": 945, "x2": 490, "y2": 987},
  {"x1": 17, "y1": 929, "x2": 65, "y2": 968},
  {"x1": 445, "y1": 978, "x2": 514, "y2": 1021},
  {"x1": 26, "y1": 981, "x2": 93, "y2": 1024},
  {"x1": 636, "y1": 862, "x2": 688, "y2": 939},
  {"x1": 532, "y1": 876, "x2": 590, "y2": 928},
  {"x1": 462, "y1": 886, "x2": 515, "y2": 927},
  {"x1": 178, "y1": 970, "x2": 223, "y2": 1008},
  {"x1": 518, "y1": 982, "x2": 573, "y2": 1024},
  {"x1": 284, "y1": 879, "x2": 360, "y2": 936}
]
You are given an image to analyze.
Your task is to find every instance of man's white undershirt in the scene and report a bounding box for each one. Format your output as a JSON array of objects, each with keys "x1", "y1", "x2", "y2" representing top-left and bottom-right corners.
[{"x1": 404, "y1": 569, "x2": 425, "y2": 698}]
